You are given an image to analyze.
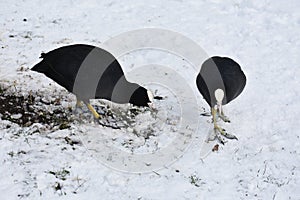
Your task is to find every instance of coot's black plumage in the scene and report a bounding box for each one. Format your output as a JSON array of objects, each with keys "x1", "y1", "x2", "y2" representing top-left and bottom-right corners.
[
  {"x1": 197, "y1": 56, "x2": 246, "y2": 107},
  {"x1": 32, "y1": 44, "x2": 153, "y2": 118},
  {"x1": 196, "y1": 56, "x2": 246, "y2": 141}
]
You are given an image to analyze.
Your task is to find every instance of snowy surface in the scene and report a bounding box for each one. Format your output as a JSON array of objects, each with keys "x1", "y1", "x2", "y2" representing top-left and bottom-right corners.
[{"x1": 1, "y1": 0, "x2": 300, "y2": 199}]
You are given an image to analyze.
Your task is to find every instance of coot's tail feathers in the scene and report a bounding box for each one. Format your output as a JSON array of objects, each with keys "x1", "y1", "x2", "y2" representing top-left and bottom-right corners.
[{"x1": 31, "y1": 59, "x2": 49, "y2": 73}]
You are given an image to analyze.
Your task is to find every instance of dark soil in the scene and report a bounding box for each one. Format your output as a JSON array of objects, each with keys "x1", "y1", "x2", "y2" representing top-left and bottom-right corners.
[
  {"x1": 0, "y1": 85, "x2": 150, "y2": 130},
  {"x1": 0, "y1": 87, "x2": 72, "y2": 129}
]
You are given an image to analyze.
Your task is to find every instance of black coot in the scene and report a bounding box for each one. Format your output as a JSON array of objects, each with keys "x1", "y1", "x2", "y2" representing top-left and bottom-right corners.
[
  {"x1": 196, "y1": 56, "x2": 246, "y2": 142},
  {"x1": 32, "y1": 44, "x2": 153, "y2": 118}
]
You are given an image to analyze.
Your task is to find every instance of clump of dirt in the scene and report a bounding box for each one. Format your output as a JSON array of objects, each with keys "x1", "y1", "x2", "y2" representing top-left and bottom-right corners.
[
  {"x1": 0, "y1": 86, "x2": 72, "y2": 129},
  {"x1": 94, "y1": 104, "x2": 154, "y2": 130},
  {"x1": 0, "y1": 84, "x2": 154, "y2": 131}
]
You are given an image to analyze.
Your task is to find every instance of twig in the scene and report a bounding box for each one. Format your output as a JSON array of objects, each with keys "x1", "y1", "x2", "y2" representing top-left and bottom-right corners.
[{"x1": 98, "y1": 121, "x2": 121, "y2": 129}]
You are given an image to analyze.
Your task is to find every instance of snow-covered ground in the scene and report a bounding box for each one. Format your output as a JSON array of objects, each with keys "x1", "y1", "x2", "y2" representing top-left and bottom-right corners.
[{"x1": 1, "y1": 0, "x2": 299, "y2": 199}]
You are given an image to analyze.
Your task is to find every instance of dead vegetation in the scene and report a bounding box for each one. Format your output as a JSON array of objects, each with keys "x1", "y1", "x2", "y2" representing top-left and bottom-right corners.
[{"x1": 0, "y1": 85, "x2": 72, "y2": 129}]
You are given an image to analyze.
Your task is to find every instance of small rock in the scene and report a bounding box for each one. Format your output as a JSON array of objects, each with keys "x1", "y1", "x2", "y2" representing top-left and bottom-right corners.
[
  {"x1": 11, "y1": 113, "x2": 22, "y2": 119},
  {"x1": 212, "y1": 144, "x2": 219, "y2": 152}
]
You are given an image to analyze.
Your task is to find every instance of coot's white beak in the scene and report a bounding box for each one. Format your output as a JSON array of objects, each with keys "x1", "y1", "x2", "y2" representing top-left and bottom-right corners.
[
  {"x1": 147, "y1": 90, "x2": 155, "y2": 109},
  {"x1": 214, "y1": 88, "x2": 224, "y2": 114}
]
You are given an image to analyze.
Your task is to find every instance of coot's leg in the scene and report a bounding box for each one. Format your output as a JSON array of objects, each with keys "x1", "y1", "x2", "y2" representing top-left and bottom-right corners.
[
  {"x1": 84, "y1": 101, "x2": 100, "y2": 119},
  {"x1": 212, "y1": 107, "x2": 237, "y2": 141},
  {"x1": 218, "y1": 106, "x2": 230, "y2": 123},
  {"x1": 76, "y1": 100, "x2": 84, "y2": 108}
]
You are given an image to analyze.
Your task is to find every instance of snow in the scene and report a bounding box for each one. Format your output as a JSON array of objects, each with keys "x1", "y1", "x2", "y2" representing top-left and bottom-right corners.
[{"x1": 1, "y1": 0, "x2": 300, "y2": 199}]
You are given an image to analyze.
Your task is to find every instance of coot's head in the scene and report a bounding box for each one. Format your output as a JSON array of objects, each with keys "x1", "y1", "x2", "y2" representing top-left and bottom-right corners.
[{"x1": 129, "y1": 86, "x2": 154, "y2": 107}]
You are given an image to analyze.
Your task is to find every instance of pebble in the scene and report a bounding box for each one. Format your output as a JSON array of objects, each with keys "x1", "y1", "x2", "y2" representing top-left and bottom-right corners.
[{"x1": 11, "y1": 113, "x2": 22, "y2": 119}]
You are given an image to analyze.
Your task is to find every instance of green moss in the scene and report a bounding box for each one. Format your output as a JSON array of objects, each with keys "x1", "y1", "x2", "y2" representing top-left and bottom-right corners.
[{"x1": 189, "y1": 175, "x2": 201, "y2": 187}]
